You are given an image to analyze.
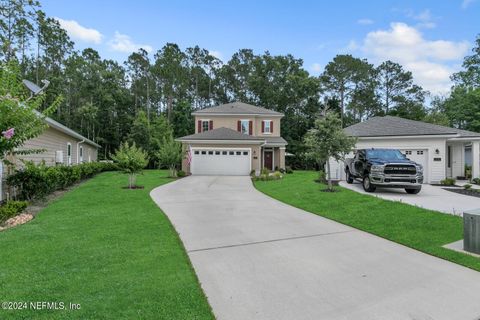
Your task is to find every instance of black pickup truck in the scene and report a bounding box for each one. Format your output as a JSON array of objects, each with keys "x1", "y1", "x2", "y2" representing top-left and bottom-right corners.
[{"x1": 344, "y1": 148, "x2": 423, "y2": 194}]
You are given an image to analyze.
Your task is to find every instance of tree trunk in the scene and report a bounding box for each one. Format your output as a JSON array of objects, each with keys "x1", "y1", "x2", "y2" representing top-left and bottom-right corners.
[{"x1": 326, "y1": 159, "x2": 333, "y2": 191}]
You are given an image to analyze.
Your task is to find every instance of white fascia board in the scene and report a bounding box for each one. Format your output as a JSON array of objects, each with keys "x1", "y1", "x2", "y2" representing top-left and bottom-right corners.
[
  {"x1": 176, "y1": 139, "x2": 265, "y2": 145},
  {"x1": 446, "y1": 137, "x2": 480, "y2": 141},
  {"x1": 357, "y1": 134, "x2": 457, "y2": 140}
]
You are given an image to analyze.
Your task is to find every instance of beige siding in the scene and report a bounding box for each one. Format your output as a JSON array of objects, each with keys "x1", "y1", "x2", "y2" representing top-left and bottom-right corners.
[
  {"x1": 15, "y1": 126, "x2": 98, "y2": 166},
  {"x1": 194, "y1": 115, "x2": 281, "y2": 137}
]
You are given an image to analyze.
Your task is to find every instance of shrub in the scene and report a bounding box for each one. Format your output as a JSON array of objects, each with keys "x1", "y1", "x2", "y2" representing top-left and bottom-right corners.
[
  {"x1": 111, "y1": 142, "x2": 149, "y2": 188},
  {"x1": 252, "y1": 171, "x2": 283, "y2": 181},
  {"x1": 261, "y1": 168, "x2": 270, "y2": 175},
  {"x1": 472, "y1": 178, "x2": 480, "y2": 185},
  {"x1": 177, "y1": 170, "x2": 186, "y2": 177},
  {"x1": 0, "y1": 200, "x2": 28, "y2": 224},
  {"x1": 440, "y1": 178, "x2": 456, "y2": 186},
  {"x1": 7, "y1": 161, "x2": 116, "y2": 200},
  {"x1": 464, "y1": 184, "x2": 472, "y2": 190},
  {"x1": 250, "y1": 169, "x2": 256, "y2": 177},
  {"x1": 285, "y1": 166, "x2": 293, "y2": 174}
]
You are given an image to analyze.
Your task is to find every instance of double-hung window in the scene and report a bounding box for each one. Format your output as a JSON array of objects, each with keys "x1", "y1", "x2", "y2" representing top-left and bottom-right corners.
[
  {"x1": 241, "y1": 120, "x2": 249, "y2": 135},
  {"x1": 264, "y1": 120, "x2": 271, "y2": 133},
  {"x1": 202, "y1": 120, "x2": 210, "y2": 132}
]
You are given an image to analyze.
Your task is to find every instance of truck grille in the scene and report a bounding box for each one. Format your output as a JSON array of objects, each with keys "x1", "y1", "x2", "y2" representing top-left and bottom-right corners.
[{"x1": 384, "y1": 164, "x2": 416, "y2": 175}]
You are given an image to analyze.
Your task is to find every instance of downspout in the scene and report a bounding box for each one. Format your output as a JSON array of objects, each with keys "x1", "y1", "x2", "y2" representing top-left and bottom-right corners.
[{"x1": 77, "y1": 140, "x2": 85, "y2": 164}]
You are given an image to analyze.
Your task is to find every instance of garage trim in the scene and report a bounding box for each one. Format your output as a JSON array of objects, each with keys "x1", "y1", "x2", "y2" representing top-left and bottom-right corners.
[{"x1": 191, "y1": 147, "x2": 252, "y2": 175}]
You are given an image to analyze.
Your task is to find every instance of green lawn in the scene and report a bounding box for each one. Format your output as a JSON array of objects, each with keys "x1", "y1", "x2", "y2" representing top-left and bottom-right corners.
[
  {"x1": 0, "y1": 171, "x2": 214, "y2": 320},
  {"x1": 254, "y1": 171, "x2": 480, "y2": 272}
]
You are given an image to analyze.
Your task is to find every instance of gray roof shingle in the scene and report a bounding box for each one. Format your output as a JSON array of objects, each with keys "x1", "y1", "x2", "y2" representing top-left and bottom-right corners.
[
  {"x1": 345, "y1": 116, "x2": 480, "y2": 138},
  {"x1": 177, "y1": 127, "x2": 265, "y2": 141},
  {"x1": 192, "y1": 101, "x2": 283, "y2": 116}
]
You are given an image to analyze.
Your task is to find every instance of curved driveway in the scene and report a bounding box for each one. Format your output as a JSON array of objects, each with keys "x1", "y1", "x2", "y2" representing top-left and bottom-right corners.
[{"x1": 151, "y1": 176, "x2": 480, "y2": 320}]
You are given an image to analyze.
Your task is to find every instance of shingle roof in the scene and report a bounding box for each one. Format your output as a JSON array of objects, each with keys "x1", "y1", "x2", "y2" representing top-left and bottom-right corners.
[
  {"x1": 176, "y1": 127, "x2": 265, "y2": 141},
  {"x1": 344, "y1": 116, "x2": 480, "y2": 138},
  {"x1": 192, "y1": 101, "x2": 283, "y2": 116},
  {"x1": 264, "y1": 136, "x2": 288, "y2": 145}
]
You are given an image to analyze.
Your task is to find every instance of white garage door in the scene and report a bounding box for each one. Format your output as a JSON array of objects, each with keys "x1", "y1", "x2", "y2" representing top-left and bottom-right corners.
[
  {"x1": 191, "y1": 148, "x2": 251, "y2": 176},
  {"x1": 400, "y1": 149, "x2": 428, "y2": 183}
]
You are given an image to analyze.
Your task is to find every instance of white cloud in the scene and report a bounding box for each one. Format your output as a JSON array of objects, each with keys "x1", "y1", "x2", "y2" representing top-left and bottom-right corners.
[
  {"x1": 55, "y1": 18, "x2": 103, "y2": 44},
  {"x1": 462, "y1": 0, "x2": 476, "y2": 9},
  {"x1": 360, "y1": 22, "x2": 470, "y2": 94},
  {"x1": 108, "y1": 31, "x2": 153, "y2": 53},
  {"x1": 357, "y1": 18, "x2": 374, "y2": 25},
  {"x1": 209, "y1": 50, "x2": 223, "y2": 60},
  {"x1": 408, "y1": 9, "x2": 437, "y2": 29},
  {"x1": 311, "y1": 63, "x2": 323, "y2": 73}
]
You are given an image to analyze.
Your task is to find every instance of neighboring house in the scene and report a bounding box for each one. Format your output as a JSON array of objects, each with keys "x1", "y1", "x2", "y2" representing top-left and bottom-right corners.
[
  {"x1": 329, "y1": 116, "x2": 480, "y2": 184},
  {"x1": 176, "y1": 102, "x2": 287, "y2": 175},
  {"x1": 0, "y1": 116, "x2": 100, "y2": 201}
]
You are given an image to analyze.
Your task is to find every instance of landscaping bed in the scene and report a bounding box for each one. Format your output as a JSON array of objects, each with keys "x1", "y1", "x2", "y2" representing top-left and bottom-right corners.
[
  {"x1": 443, "y1": 187, "x2": 480, "y2": 198},
  {"x1": 254, "y1": 171, "x2": 480, "y2": 272},
  {"x1": 0, "y1": 170, "x2": 213, "y2": 320}
]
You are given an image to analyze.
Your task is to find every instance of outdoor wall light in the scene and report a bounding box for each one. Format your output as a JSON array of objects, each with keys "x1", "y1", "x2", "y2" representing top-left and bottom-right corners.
[{"x1": 435, "y1": 148, "x2": 440, "y2": 154}]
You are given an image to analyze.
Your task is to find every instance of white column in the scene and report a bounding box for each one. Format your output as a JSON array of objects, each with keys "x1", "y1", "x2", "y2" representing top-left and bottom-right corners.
[{"x1": 472, "y1": 141, "x2": 480, "y2": 179}]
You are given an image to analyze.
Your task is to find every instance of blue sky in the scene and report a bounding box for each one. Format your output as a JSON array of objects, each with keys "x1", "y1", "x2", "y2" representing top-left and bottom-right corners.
[{"x1": 42, "y1": 0, "x2": 479, "y2": 95}]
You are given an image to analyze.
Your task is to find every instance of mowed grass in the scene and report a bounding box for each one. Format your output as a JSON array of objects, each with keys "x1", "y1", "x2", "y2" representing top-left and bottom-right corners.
[
  {"x1": 0, "y1": 170, "x2": 214, "y2": 320},
  {"x1": 254, "y1": 171, "x2": 480, "y2": 272}
]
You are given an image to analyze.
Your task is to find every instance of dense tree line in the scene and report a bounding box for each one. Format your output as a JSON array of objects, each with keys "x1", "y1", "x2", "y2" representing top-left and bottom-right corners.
[{"x1": 1, "y1": 0, "x2": 479, "y2": 168}]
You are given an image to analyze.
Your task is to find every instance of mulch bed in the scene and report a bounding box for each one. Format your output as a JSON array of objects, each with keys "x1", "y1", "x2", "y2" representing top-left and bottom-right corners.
[
  {"x1": 443, "y1": 188, "x2": 480, "y2": 198},
  {"x1": 121, "y1": 185, "x2": 145, "y2": 189}
]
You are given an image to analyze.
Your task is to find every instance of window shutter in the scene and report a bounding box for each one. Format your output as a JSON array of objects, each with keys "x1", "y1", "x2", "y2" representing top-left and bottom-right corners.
[
  {"x1": 209, "y1": 120, "x2": 213, "y2": 130},
  {"x1": 198, "y1": 120, "x2": 202, "y2": 133},
  {"x1": 270, "y1": 120, "x2": 273, "y2": 134},
  {"x1": 261, "y1": 121, "x2": 265, "y2": 133},
  {"x1": 249, "y1": 120, "x2": 253, "y2": 135},
  {"x1": 237, "y1": 120, "x2": 241, "y2": 132}
]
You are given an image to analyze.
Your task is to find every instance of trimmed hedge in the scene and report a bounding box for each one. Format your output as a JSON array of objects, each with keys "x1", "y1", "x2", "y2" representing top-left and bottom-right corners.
[{"x1": 7, "y1": 161, "x2": 117, "y2": 200}]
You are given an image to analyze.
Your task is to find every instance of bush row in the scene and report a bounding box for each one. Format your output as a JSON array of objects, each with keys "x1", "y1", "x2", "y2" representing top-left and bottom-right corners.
[
  {"x1": 0, "y1": 200, "x2": 28, "y2": 224},
  {"x1": 7, "y1": 161, "x2": 117, "y2": 201}
]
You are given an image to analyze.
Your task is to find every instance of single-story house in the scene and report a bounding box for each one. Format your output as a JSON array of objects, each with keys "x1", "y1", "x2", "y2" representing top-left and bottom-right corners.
[
  {"x1": 0, "y1": 116, "x2": 100, "y2": 201},
  {"x1": 177, "y1": 102, "x2": 287, "y2": 175},
  {"x1": 329, "y1": 116, "x2": 480, "y2": 184}
]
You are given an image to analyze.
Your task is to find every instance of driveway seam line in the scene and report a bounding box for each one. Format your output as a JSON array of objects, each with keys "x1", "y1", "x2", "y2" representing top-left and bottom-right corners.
[{"x1": 188, "y1": 230, "x2": 356, "y2": 253}]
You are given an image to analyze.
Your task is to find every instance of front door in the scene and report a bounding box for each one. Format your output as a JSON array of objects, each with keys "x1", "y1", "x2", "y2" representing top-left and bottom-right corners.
[{"x1": 264, "y1": 151, "x2": 273, "y2": 171}]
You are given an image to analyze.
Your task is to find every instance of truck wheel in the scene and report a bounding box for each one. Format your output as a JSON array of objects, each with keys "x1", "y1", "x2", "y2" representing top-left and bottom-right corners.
[
  {"x1": 362, "y1": 175, "x2": 376, "y2": 192},
  {"x1": 346, "y1": 170, "x2": 354, "y2": 184},
  {"x1": 405, "y1": 188, "x2": 421, "y2": 194}
]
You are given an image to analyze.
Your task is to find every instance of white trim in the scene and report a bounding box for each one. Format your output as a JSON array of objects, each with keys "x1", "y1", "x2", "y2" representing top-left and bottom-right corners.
[
  {"x1": 192, "y1": 113, "x2": 283, "y2": 117},
  {"x1": 359, "y1": 134, "x2": 457, "y2": 140},
  {"x1": 67, "y1": 142, "x2": 72, "y2": 166},
  {"x1": 77, "y1": 140, "x2": 85, "y2": 164},
  {"x1": 240, "y1": 119, "x2": 251, "y2": 135},
  {"x1": 191, "y1": 147, "x2": 252, "y2": 175},
  {"x1": 262, "y1": 119, "x2": 272, "y2": 134},
  {"x1": 177, "y1": 139, "x2": 264, "y2": 145}
]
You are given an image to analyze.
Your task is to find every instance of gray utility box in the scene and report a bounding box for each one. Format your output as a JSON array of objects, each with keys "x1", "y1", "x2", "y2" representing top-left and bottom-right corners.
[{"x1": 464, "y1": 209, "x2": 480, "y2": 254}]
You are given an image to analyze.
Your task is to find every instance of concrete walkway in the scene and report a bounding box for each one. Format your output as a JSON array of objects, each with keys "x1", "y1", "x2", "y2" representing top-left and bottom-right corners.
[
  {"x1": 340, "y1": 181, "x2": 480, "y2": 215},
  {"x1": 151, "y1": 176, "x2": 480, "y2": 320}
]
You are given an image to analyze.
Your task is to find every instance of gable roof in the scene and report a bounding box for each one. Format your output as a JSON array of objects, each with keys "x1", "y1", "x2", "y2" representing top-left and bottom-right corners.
[
  {"x1": 192, "y1": 101, "x2": 283, "y2": 116},
  {"x1": 176, "y1": 127, "x2": 265, "y2": 142},
  {"x1": 345, "y1": 116, "x2": 480, "y2": 138},
  {"x1": 43, "y1": 115, "x2": 101, "y2": 148}
]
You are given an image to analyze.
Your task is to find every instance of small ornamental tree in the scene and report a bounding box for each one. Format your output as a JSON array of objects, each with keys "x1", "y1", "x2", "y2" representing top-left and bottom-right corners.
[
  {"x1": 156, "y1": 135, "x2": 182, "y2": 178},
  {"x1": 0, "y1": 61, "x2": 60, "y2": 161},
  {"x1": 304, "y1": 112, "x2": 357, "y2": 191},
  {"x1": 111, "y1": 142, "x2": 149, "y2": 188}
]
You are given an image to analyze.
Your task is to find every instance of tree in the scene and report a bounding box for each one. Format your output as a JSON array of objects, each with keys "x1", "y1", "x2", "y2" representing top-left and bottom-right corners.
[
  {"x1": 303, "y1": 112, "x2": 356, "y2": 190},
  {"x1": 443, "y1": 87, "x2": 480, "y2": 132},
  {"x1": 376, "y1": 61, "x2": 426, "y2": 118},
  {"x1": 452, "y1": 34, "x2": 480, "y2": 89},
  {"x1": 156, "y1": 135, "x2": 182, "y2": 178},
  {"x1": 0, "y1": 61, "x2": 60, "y2": 160},
  {"x1": 110, "y1": 141, "x2": 148, "y2": 188},
  {"x1": 321, "y1": 54, "x2": 374, "y2": 126}
]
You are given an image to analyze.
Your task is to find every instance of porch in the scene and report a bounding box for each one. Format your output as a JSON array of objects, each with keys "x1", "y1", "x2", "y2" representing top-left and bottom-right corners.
[
  {"x1": 261, "y1": 146, "x2": 285, "y2": 171},
  {"x1": 446, "y1": 140, "x2": 480, "y2": 180}
]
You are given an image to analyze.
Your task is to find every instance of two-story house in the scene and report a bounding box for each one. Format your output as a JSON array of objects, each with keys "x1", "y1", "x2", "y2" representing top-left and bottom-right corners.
[{"x1": 176, "y1": 102, "x2": 287, "y2": 175}]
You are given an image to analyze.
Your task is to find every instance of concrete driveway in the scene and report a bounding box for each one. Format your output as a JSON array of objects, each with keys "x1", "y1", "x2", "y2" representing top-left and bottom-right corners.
[
  {"x1": 340, "y1": 181, "x2": 480, "y2": 215},
  {"x1": 150, "y1": 176, "x2": 480, "y2": 320}
]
